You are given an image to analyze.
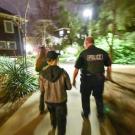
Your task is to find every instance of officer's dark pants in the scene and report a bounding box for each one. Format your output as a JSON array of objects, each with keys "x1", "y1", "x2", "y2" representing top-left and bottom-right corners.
[
  {"x1": 47, "y1": 102, "x2": 67, "y2": 135},
  {"x1": 80, "y1": 74, "x2": 105, "y2": 118}
]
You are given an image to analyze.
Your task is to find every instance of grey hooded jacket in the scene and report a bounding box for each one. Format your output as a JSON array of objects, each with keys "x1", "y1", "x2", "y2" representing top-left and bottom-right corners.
[{"x1": 39, "y1": 65, "x2": 72, "y2": 103}]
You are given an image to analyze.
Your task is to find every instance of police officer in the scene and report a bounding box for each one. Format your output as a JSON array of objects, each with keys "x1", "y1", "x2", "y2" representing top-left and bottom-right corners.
[{"x1": 72, "y1": 36, "x2": 112, "y2": 121}]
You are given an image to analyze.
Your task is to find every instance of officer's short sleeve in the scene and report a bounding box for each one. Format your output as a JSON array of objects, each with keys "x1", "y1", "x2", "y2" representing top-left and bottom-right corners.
[
  {"x1": 104, "y1": 52, "x2": 112, "y2": 66},
  {"x1": 75, "y1": 53, "x2": 84, "y2": 69}
]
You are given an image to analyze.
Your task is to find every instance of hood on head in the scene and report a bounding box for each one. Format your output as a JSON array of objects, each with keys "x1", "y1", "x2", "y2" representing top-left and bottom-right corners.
[{"x1": 41, "y1": 65, "x2": 63, "y2": 82}]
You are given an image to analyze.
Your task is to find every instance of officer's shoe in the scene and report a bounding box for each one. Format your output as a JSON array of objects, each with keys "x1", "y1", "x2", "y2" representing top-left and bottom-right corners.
[{"x1": 81, "y1": 112, "x2": 89, "y2": 120}]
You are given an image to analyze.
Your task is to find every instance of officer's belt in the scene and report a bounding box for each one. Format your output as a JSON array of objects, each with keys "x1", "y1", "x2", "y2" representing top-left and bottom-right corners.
[{"x1": 83, "y1": 73, "x2": 103, "y2": 76}]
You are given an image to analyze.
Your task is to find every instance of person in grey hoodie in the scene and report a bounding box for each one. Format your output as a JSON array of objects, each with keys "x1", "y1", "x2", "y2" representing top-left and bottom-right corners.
[{"x1": 39, "y1": 50, "x2": 72, "y2": 135}]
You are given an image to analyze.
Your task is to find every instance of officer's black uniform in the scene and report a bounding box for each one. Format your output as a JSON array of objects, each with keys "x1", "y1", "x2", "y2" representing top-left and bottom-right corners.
[{"x1": 75, "y1": 45, "x2": 111, "y2": 119}]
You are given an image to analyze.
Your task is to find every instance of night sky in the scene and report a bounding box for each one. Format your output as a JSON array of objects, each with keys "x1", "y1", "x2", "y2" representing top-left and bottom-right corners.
[
  {"x1": 0, "y1": 0, "x2": 40, "y2": 17},
  {"x1": 0, "y1": 0, "x2": 100, "y2": 19},
  {"x1": 0, "y1": 0, "x2": 101, "y2": 35}
]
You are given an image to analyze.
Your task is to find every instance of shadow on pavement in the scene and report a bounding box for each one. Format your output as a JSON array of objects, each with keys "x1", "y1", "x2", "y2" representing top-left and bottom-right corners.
[
  {"x1": 14, "y1": 114, "x2": 46, "y2": 135},
  {"x1": 100, "y1": 117, "x2": 117, "y2": 135},
  {"x1": 81, "y1": 119, "x2": 91, "y2": 135}
]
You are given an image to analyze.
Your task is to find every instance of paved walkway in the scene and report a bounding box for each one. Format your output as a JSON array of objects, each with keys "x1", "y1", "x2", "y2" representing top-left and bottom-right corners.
[{"x1": 0, "y1": 89, "x2": 102, "y2": 135}]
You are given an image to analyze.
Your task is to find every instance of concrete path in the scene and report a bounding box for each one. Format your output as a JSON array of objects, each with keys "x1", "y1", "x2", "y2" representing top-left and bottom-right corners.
[{"x1": 0, "y1": 89, "x2": 102, "y2": 135}]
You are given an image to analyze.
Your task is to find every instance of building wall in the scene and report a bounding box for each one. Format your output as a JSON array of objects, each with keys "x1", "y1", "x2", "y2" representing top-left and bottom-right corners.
[{"x1": 0, "y1": 16, "x2": 24, "y2": 56}]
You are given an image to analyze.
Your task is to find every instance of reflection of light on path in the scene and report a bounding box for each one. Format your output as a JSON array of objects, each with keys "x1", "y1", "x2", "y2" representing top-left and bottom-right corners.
[
  {"x1": 61, "y1": 63, "x2": 101, "y2": 135},
  {"x1": 90, "y1": 96, "x2": 101, "y2": 135}
]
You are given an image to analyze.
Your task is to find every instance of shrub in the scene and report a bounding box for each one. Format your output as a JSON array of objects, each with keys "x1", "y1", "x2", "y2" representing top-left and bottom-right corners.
[{"x1": 0, "y1": 58, "x2": 38, "y2": 102}]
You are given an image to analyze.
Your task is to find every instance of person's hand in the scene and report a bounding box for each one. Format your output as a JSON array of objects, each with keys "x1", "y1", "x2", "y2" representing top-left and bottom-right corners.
[{"x1": 72, "y1": 80, "x2": 76, "y2": 88}]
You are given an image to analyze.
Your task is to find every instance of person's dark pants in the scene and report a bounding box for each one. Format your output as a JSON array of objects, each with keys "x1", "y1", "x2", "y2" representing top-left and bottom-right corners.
[
  {"x1": 39, "y1": 92, "x2": 45, "y2": 112},
  {"x1": 47, "y1": 102, "x2": 67, "y2": 135},
  {"x1": 80, "y1": 74, "x2": 105, "y2": 118}
]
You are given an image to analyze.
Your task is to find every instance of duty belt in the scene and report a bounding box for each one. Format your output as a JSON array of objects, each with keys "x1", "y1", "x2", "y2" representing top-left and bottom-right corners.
[{"x1": 84, "y1": 73, "x2": 103, "y2": 76}]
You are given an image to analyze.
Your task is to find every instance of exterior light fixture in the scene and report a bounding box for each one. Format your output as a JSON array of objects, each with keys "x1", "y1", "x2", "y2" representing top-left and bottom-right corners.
[
  {"x1": 83, "y1": 9, "x2": 92, "y2": 19},
  {"x1": 59, "y1": 30, "x2": 64, "y2": 37},
  {"x1": 83, "y1": 8, "x2": 93, "y2": 36}
]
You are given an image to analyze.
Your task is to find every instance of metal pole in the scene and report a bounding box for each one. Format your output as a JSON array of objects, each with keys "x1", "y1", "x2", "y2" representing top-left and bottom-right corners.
[{"x1": 24, "y1": 0, "x2": 30, "y2": 68}]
